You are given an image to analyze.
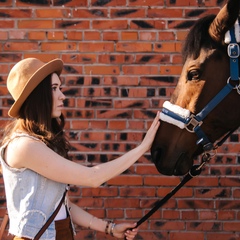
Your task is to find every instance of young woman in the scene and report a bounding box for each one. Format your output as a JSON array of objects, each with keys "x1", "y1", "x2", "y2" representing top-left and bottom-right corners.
[{"x1": 0, "y1": 58, "x2": 160, "y2": 240}]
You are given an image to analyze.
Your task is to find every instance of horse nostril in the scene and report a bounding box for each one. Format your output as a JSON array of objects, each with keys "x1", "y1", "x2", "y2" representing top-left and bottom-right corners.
[{"x1": 152, "y1": 149, "x2": 162, "y2": 164}]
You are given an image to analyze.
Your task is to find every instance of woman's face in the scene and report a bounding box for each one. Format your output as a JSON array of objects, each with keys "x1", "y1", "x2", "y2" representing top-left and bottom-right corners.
[{"x1": 51, "y1": 73, "x2": 66, "y2": 118}]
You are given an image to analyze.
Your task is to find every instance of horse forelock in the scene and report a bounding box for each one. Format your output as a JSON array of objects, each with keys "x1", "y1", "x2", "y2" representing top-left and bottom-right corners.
[{"x1": 182, "y1": 15, "x2": 225, "y2": 63}]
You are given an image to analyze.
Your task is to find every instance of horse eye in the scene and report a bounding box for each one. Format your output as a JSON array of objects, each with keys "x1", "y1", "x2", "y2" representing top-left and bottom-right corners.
[{"x1": 187, "y1": 70, "x2": 200, "y2": 81}]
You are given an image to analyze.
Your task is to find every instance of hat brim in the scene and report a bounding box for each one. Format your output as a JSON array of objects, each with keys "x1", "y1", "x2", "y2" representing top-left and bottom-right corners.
[{"x1": 8, "y1": 58, "x2": 63, "y2": 118}]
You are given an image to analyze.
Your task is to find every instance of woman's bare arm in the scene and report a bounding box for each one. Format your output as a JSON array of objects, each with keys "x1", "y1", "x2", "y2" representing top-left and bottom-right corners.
[{"x1": 5, "y1": 112, "x2": 160, "y2": 187}]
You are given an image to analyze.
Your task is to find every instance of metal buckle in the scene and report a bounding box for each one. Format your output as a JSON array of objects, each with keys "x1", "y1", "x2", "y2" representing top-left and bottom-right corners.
[
  {"x1": 227, "y1": 77, "x2": 240, "y2": 94},
  {"x1": 228, "y1": 43, "x2": 240, "y2": 58},
  {"x1": 185, "y1": 115, "x2": 203, "y2": 133},
  {"x1": 236, "y1": 84, "x2": 240, "y2": 94}
]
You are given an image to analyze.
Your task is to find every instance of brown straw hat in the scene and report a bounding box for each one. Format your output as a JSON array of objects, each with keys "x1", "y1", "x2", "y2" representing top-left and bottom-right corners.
[{"x1": 7, "y1": 58, "x2": 63, "y2": 118}]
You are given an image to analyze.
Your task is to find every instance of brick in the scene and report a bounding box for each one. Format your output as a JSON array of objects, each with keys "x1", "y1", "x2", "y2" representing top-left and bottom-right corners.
[
  {"x1": 108, "y1": 120, "x2": 127, "y2": 129},
  {"x1": 73, "y1": 9, "x2": 108, "y2": 18},
  {"x1": 120, "y1": 187, "x2": 156, "y2": 197},
  {"x1": 4, "y1": 42, "x2": 39, "y2": 51},
  {"x1": 150, "y1": 220, "x2": 185, "y2": 230},
  {"x1": 104, "y1": 198, "x2": 140, "y2": 208},
  {"x1": 72, "y1": 197, "x2": 103, "y2": 208},
  {"x1": 218, "y1": 210, "x2": 235, "y2": 220},
  {"x1": 62, "y1": 54, "x2": 96, "y2": 64},
  {"x1": 110, "y1": 8, "x2": 146, "y2": 18},
  {"x1": 125, "y1": 208, "x2": 145, "y2": 218},
  {"x1": 92, "y1": 20, "x2": 128, "y2": 29},
  {"x1": 53, "y1": 0, "x2": 88, "y2": 7},
  {"x1": 80, "y1": 131, "x2": 115, "y2": 141},
  {"x1": 79, "y1": 42, "x2": 114, "y2": 52},
  {"x1": 178, "y1": 199, "x2": 214, "y2": 209},
  {"x1": 199, "y1": 210, "x2": 217, "y2": 220},
  {"x1": 114, "y1": 99, "x2": 151, "y2": 109},
  {"x1": 154, "y1": 42, "x2": 181, "y2": 52},
  {"x1": 130, "y1": 19, "x2": 166, "y2": 30},
  {"x1": 223, "y1": 222, "x2": 240, "y2": 232},
  {"x1": 107, "y1": 175, "x2": 143, "y2": 186},
  {"x1": 0, "y1": 0, "x2": 12, "y2": 6},
  {"x1": 84, "y1": 31, "x2": 101, "y2": 40},
  {"x1": 84, "y1": 65, "x2": 120, "y2": 75},
  {"x1": 35, "y1": 9, "x2": 71, "y2": 18},
  {"x1": 128, "y1": 120, "x2": 145, "y2": 130},
  {"x1": 216, "y1": 200, "x2": 240, "y2": 210},
  {"x1": 0, "y1": 20, "x2": 14, "y2": 28},
  {"x1": 41, "y1": 42, "x2": 77, "y2": 51},
  {"x1": 148, "y1": 8, "x2": 183, "y2": 18},
  {"x1": 121, "y1": 31, "x2": 138, "y2": 41},
  {"x1": 107, "y1": 209, "x2": 124, "y2": 218},
  {"x1": 129, "y1": 0, "x2": 164, "y2": 6},
  {"x1": 182, "y1": 210, "x2": 198, "y2": 220},
  {"x1": 55, "y1": 20, "x2": 90, "y2": 29},
  {"x1": 157, "y1": 187, "x2": 193, "y2": 197},
  {"x1": 102, "y1": 31, "x2": 119, "y2": 41},
  {"x1": 144, "y1": 176, "x2": 180, "y2": 186},
  {"x1": 123, "y1": 65, "x2": 158, "y2": 75},
  {"x1": 28, "y1": 31, "x2": 46, "y2": 40},
  {"x1": 0, "y1": 9, "x2": 32, "y2": 18},
  {"x1": 166, "y1": 0, "x2": 200, "y2": 7},
  {"x1": 162, "y1": 209, "x2": 180, "y2": 219},
  {"x1": 81, "y1": 187, "x2": 118, "y2": 197},
  {"x1": 207, "y1": 233, "x2": 240, "y2": 240},
  {"x1": 0, "y1": 31, "x2": 8, "y2": 40},
  {"x1": 194, "y1": 188, "x2": 231, "y2": 198},
  {"x1": 139, "y1": 31, "x2": 157, "y2": 41},
  {"x1": 116, "y1": 42, "x2": 152, "y2": 52},
  {"x1": 18, "y1": 20, "x2": 53, "y2": 29},
  {"x1": 170, "y1": 232, "x2": 205, "y2": 240},
  {"x1": 158, "y1": 31, "x2": 176, "y2": 41},
  {"x1": 66, "y1": 31, "x2": 83, "y2": 40},
  {"x1": 99, "y1": 54, "x2": 134, "y2": 64},
  {"x1": 23, "y1": 53, "x2": 60, "y2": 62},
  {"x1": 91, "y1": 0, "x2": 127, "y2": 7},
  {"x1": 136, "y1": 54, "x2": 171, "y2": 64},
  {"x1": 103, "y1": 76, "x2": 139, "y2": 85}
]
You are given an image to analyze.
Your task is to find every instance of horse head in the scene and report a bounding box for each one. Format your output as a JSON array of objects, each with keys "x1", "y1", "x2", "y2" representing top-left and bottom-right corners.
[{"x1": 151, "y1": 0, "x2": 240, "y2": 176}]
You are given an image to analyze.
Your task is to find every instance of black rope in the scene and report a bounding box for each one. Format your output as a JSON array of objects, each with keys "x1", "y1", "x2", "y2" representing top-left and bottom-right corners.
[
  {"x1": 134, "y1": 164, "x2": 202, "y2": 228},
  {"x1": 124, "y1": 158, "x2": 209, "y2": 239}
]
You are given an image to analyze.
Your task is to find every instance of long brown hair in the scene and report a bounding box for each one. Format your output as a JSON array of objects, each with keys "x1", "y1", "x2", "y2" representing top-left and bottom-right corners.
[{"x1": 2, "y1": 74, "x2": 70, "y2": 158}]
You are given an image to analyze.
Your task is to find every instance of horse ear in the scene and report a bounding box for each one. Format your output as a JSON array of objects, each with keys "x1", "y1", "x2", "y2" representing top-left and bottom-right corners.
[{"x1": 209, "y1": 0, "x2": 240, "y2": 42}]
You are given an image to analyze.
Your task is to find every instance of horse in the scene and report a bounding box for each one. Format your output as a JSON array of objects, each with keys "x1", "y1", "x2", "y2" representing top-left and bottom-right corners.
[{"x1": 151, "y1": 0, "x2": 240, "y2": 176}]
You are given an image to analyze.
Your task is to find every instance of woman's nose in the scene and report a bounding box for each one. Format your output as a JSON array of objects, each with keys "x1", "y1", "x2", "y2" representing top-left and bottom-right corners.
[{"x1": 60, "y1": 91, "x2": 66, "y2": 100}]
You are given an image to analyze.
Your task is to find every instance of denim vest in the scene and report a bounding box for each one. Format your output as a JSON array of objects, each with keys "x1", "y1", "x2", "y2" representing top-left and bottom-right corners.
[{"x1": 0, "y1": 133, "x2": 67, "y2": 240}]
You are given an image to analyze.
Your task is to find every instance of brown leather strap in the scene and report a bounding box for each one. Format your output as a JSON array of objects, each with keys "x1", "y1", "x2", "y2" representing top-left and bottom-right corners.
[
  {"x1": 34, "y1": 189, "x2": 67, "y2": 240},
  {"x1": 0, "y1": 211, "x2": 9, "y2": 239}
]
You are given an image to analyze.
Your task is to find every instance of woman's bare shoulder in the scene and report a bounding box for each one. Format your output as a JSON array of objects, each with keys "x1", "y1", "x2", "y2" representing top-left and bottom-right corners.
[{"x1": 6, "y1": 134, "x2": 46, "y2": 169}]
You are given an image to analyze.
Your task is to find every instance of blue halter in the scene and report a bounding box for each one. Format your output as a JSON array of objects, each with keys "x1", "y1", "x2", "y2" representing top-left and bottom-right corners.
[{"x1": 161, "y1": 22, "x2": 240, "y2": 152}]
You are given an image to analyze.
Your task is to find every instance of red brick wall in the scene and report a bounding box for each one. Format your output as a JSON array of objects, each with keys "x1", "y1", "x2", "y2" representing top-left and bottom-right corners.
[{"x1": 0, "y1": 0, "x2": 239, "y2": 239}]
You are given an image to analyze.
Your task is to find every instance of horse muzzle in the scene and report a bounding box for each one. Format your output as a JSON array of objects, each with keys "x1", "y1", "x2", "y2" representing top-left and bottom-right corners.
[{"x1": 151, "y1": 147, "x2": 193, "y2": 176}]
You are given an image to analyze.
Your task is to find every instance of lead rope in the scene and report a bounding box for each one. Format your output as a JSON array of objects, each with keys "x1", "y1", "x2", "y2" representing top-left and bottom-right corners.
[
  {"x1": 124, "y1": 153, "x2": 212, "y2": 239},
  {"x1": 125, "y1": 129, "x2": 235, "y2": 237}
]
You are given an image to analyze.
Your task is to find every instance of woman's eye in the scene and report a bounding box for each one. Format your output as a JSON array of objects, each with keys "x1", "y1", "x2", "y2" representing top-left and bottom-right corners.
[{"x1": 187, "y1": 70, "x2": 200, "y2": 81}]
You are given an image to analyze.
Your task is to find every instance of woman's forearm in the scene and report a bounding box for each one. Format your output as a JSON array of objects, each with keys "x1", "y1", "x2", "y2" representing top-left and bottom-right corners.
[
  {"x1": 88, "y1": 144, "x2": 147, "y2": 188},
  {"x1": 69, "y1": 200, "x2": 107, "y2": 232}
]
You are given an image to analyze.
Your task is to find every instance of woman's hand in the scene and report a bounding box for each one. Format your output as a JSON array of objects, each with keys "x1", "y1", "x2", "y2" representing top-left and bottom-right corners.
[
  {"x1": 139, "y1": 111, "x2": 160, "y2": 151},
  {"x1": 112, "y1": 222, "x2": 138, "y2": 239}
]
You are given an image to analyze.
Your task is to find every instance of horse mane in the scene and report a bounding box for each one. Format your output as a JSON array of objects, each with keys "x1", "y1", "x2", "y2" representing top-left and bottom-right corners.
[{"x1": 182, "y1": 14, "x2": 225, "y2": 62}]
